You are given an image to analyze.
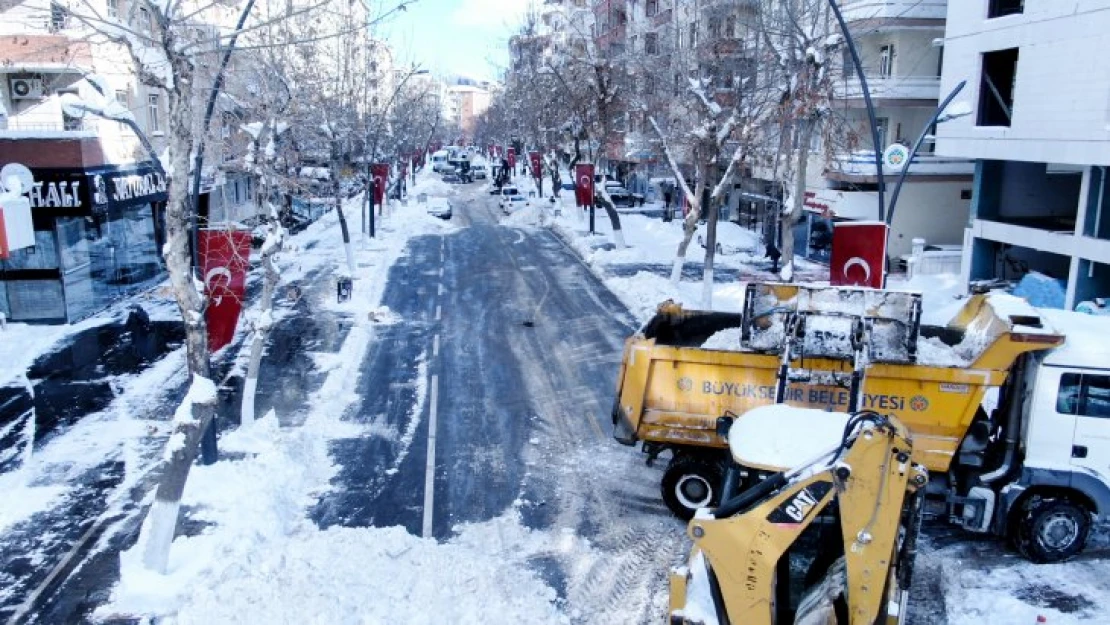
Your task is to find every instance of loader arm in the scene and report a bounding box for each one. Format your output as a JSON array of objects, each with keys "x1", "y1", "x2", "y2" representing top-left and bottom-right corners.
[{"x1": 670, "y1": 412, "x2": 929, "y2": 625}]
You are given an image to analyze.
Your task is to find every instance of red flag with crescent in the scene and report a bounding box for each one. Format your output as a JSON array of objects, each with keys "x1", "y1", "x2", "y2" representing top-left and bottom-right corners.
[
  {"x1": 830, "y1": 222, "x2": 888, "y2": 288},
  {"x1": 529, "y1": 151, "x2": 542, "y2": 179},
  {"x1": 507, "y1": 148, "x2": 516, "y2": 169},
  {"x1": 574, "y1": 163, "x2": 594, "y2": 207},
  {"x1": 371, "y1": 163, "x2": 389, "y2": 205}
]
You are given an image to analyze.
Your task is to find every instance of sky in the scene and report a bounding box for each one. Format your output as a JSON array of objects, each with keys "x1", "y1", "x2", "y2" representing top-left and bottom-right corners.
[{"x1": 380, "y1": 0, "x2": 532, "y2": 82}]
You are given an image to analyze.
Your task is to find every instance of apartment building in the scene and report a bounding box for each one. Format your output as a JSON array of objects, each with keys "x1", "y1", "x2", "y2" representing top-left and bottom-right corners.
[
  {"x1": 736, "y1": 0, "x2": 974, "y2": 266},
  {"x1": 937, "y1": 0, "x2": 1110, "y2": 309}
]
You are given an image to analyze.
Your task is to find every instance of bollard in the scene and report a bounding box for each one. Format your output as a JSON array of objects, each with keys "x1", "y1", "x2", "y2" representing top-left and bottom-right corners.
[{"x1": 337, "y1": 276, "x2": 353, "y2": 302}]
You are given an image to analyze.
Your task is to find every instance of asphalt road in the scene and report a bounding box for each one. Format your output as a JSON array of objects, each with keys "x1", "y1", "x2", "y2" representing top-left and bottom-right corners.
[{"x1": 311, "y1": 182, "x2": 687, "y2": 619}]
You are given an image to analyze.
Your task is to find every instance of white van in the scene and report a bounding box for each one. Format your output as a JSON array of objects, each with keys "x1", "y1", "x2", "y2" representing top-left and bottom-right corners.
[{"x1": 431, "y1": 150, "x2": 449, "y2": 172}]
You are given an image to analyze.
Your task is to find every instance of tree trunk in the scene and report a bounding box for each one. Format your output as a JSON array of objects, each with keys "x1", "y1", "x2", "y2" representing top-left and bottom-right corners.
[
  {"x1": 140, "y1": 57, "x2": 216, "y2": 574},
  {"x1": 240, "y1": 226, "x2": 281, "y2": 425},
  {"x1": 702, "y1": 194, "x2": 719, "y2": 309},
  {"x1": 331, "y1": 144, "x2": 356, "y2": 274},
  {"x1": 779, "y1": 119, "x2": 814, "y2": 282},
  {"x1": 670, "y1": 152, "x2": 707, "y2": 285}
]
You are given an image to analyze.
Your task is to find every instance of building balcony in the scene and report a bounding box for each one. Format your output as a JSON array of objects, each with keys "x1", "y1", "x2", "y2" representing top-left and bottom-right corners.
[
  {"x1": 826, "y1": 150, "x2": 974, "y2": 182},
  {"x1": 834, "y1": 75, "x2": 941, "y2": 103},
  {"x1": 839, "y1": 0, "x2": 947, "y2": 24}
]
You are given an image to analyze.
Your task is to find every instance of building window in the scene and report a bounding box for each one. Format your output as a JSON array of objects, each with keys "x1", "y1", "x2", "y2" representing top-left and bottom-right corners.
[
  {"x1": 725, "y1": 15, "x2": 736, "y2": 39},
  {"x1": 988, "y1": 0, "x2": 1024, "y2": 18},
  {"x1": 876, "y1": 117, "x2": 889, "y2": 150},
  {"x1": 708, "y1": 21, "x2": 721, "y2": 41},
  {"x1": 689, "y1": 22, "x2": 697, "y2": 48},
  {"x1": 644, "y1": 75, "x2": 655, "y2": 95},
  {"x1": 49, "y1": 1, "x2": 69, "y2": 31},
  {"x1": 115, "y1": 89, "x2": 128, "y2": 105},
  {"x1": 645, "y1": 32, "x2": 658, "y2": 55},
  {"x1": 629, "y1": 35, "x2": 637, "y2": 52},
  {"x1": 106, "y1": 0, "x2": 118, "y2": 19},
  {"x1": 674, "y1": 72, "x2": 682, "y2": 96},
  {"x1": 879, "y1": 44, "x2": 895, "y2": 78},
  {"x1": 978, "y1": 47, "x2": 1019, "y2": 127},
  {"x1": 148, "y1": 94, "x2": 161, "y2": 133},
  {"x1": 646, "y1": 0, "x2": 658, "y2": 17},
  {"x1": 138, "y1": 6, "x2": 151, "y2": 34}
]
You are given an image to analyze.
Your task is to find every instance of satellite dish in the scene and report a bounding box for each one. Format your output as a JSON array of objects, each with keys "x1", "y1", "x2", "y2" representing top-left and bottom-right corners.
[{"x1": 0, "y1": 163, "x2": 34, "y2": 196}]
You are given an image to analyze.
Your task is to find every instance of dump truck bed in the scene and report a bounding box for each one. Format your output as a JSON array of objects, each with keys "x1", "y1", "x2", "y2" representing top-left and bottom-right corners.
[{"x1": 613, "y1": 288, "x2": 1065, "y2": 473}]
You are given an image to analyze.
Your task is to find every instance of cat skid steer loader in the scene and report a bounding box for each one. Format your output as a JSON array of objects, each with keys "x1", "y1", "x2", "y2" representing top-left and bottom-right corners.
[{"x1": 669, "y1": 407, "x2": 929, "y2": 625}]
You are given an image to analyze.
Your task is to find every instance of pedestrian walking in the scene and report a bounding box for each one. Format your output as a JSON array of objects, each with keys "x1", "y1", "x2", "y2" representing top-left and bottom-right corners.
[{"x1": 663, "y1": 186, "x2": 673, "y2": 222}]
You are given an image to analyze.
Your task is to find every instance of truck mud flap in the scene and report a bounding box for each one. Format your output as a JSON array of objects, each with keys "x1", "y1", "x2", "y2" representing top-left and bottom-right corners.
[{"x1": 612, "y1": 400, "x2": 638, "y2": 446}]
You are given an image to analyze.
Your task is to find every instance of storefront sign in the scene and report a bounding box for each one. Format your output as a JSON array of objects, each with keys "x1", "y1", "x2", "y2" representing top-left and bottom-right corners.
[
  {"x1": 574, "y1": 163, "x2": 594, "y2": 207},
  {"x1": 830, "y1": 222, "x2": 888, "y2": 289},
  {"x1": 199, "y1": 228, "x2": 252, "y2": 352},
  {"x1": 371, "y1": 163, "x2": 389, "y2": 206},
  {"x1": 19, "y1": 163, "x2": 167, "y2": 214}
]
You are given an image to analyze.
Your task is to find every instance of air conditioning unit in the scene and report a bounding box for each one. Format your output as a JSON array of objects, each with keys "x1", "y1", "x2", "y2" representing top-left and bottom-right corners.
[{"x1": 9, "y1": 78, "x2": 44, "y2": 100}]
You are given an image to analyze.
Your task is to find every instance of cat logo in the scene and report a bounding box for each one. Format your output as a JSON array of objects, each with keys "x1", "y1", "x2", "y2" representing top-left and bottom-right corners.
[{"x1": 767, "y1": 481, "x2": 833, "y2": 525}]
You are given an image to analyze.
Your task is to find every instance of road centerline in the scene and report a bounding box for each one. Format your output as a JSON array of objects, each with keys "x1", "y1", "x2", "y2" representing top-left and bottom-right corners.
[{"x1": 422, "y1": 373, "x2": 439, "y2": 538}]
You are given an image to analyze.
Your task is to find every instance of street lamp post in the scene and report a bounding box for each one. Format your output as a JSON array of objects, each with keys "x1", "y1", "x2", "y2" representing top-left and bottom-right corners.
[
  {"x1": 827, "y1": 0, "x2": 886, "y2": 222},
  {"x1": 885, "y1": 80, "x2": 969, "y2": 227}
]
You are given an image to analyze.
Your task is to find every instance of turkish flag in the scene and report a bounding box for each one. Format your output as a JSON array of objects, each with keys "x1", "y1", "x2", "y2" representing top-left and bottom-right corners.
[
  {"x1": 574, "y1": 163, "x2": 594, "y2": 207},
  {"x1": 0, "y1": 210, "x2": 9, "y2": 260},
  {"x1": 529, "y1": 151, "x2": 542, "y2": 179},
  {"x1": 507, "y1": 148, "x2": 516, "y2": 169},
  {"x1": 371, "y1": 163, "x2": 389, "y2": 205},
  {"x1": 199, "y1": 229, "x2": 252, "y2": 352},
  {"x1": 830, "y1": 222, "x2": 888, "y2": 288}
]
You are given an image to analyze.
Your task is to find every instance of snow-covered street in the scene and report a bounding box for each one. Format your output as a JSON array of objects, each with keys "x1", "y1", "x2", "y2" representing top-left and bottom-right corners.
[{"x1": 1, "y1": 168, "x2": 1107, "y2": 624}]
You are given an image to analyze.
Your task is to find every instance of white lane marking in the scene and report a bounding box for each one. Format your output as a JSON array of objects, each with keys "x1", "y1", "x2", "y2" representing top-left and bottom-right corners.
[
  {"x1": 433, "y1": 333, "x2": 440, "y2": 357},
  {"x1": 8, "y1": 510, "x2": 114, "y2": 623},
  {"x1": 438, "y1": 284, "x2": 444, "y2": 296},
  {"x1": 436, "y1": 305, "x2": 442, "y2": 321},
  {"x1": 422, "y1": 374, "x2": 439, "y2": 538},
  {"x1": 439, "y1": 267, "x2": 444, "y2": 278}
]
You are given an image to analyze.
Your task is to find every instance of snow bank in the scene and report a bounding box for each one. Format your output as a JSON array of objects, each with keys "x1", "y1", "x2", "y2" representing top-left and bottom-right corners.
[{"x1": 729, "y1": 404, "x2": 850, "y2": 470}]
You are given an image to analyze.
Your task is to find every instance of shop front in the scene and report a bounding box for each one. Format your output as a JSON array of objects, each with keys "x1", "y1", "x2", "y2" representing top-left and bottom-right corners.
[{"x1": 0, "y1": 162, "x2": 167, "y2": 323}]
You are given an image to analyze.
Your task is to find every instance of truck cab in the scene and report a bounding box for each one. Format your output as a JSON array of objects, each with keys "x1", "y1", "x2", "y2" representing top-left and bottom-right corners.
[{"x1": 978, "y1": 309, "x2": 1110, "y2": 562}]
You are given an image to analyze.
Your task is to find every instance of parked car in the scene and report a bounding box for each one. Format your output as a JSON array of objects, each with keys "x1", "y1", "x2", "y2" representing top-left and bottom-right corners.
[
  {"x1": 501, "y1": 195, "x2": 529, "y2": 215},
  {"x1": 497, "y1": 185, "x2": 521, "y2": 203},
  {"x1": 442, "y1": 169, "x2": 462, "y2": 183},
  {"x1": 472, "y1": 164, "x2": 488, "y2": 180},
  {"x1": 426, "y1": 197, "x2": 452, "y2": 220},
  {"x1": 604, "y1": 183, "x2": 636, "y2": 207}
]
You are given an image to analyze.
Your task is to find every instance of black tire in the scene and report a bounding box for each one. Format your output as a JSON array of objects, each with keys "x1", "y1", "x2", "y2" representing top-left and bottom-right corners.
[
  {"x1": 661, "y1": 454, "x2": 723, "y2": 520},
  {"x1": 1012, "y1": 495, "x2": 1091, "y2": 563}
]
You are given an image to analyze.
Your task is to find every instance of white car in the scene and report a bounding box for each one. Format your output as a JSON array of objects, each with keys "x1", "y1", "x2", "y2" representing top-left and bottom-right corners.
[
  {"x1": 471, "y1": 164, "x2": 488, "y2": 180},
  {"x1": 501, "y1": 195, "x2": 529, "y2": 214},
  {"x1": 426, "y1": 197, "x2": 452, "y2": 220}
]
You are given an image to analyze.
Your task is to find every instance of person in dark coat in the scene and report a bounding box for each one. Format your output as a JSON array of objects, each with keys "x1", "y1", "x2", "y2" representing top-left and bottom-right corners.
[{"x1": 663, "y1": 186, "x2": 673, "y2": 222}]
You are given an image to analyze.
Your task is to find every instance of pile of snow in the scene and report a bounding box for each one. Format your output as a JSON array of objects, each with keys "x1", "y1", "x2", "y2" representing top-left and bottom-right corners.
[
  {"x1": 701, "y1": 327, "x2": 742, "y2": 350},
  {"x1": 103, "y1": 415, "x2": 572, "y2": 623},
  {"x1": 728, "y1": 404, "x2": 850, "y2": 470}
]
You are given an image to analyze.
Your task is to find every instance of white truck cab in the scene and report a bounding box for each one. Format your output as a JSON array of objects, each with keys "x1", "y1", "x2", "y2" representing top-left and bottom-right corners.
[{"x1": 953, "y1": 309, "x2": 1110, "y2": 562}]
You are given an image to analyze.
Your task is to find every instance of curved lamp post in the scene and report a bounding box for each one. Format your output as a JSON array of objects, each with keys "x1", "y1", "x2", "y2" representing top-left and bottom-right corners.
[
  {"x1": 885, "y1": 80, "x2": 970, "y2": 227},
  {"x1": 827, "y1": 0, "x2": 886, "y2": 222}
]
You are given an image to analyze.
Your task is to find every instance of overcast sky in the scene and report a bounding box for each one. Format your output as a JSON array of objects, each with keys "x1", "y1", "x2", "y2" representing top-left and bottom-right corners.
[{"x1": 381, "y1": 0, "x2": 532, "y2": 82}]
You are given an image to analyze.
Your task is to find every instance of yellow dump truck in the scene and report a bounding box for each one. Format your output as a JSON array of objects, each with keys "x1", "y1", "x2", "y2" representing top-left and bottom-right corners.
[{"x1": 614, "y1": 283, "x2": 1110, "y2": 562}]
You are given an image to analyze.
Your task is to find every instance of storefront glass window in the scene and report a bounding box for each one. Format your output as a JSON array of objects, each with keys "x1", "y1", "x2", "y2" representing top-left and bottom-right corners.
[{"x1": 57, "y1": 204, "x2": 162, "y2": 320}]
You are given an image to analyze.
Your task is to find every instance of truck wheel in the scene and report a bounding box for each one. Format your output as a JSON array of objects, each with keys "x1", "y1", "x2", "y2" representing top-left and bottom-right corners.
[
  {"x1": 1013, "y1": 496, "x2": 1090, "y2": 563},
  {"x1": 662, "y1": 455, "x2": 723, "y2": 520}
]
